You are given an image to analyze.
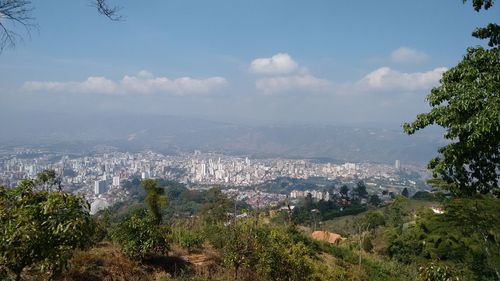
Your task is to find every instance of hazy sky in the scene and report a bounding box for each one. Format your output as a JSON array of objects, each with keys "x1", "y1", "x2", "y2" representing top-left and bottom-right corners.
[{"x1": 0, "y1": 0, "x2": 498, "y2": 126}]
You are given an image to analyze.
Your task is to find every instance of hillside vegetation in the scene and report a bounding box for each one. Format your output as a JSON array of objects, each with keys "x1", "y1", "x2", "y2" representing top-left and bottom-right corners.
[{"x1": 1, "y1": 174, "x2": 498, "y2": 281}]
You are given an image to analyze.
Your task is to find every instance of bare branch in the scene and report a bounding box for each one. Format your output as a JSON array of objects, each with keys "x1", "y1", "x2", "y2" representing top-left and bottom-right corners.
[
  {"x1": 0, "y1": 0, "x2": 122, "y2": 54},
  {"x1": 0, "y1": 0, "x2": 35, "y2": 53},
  {"x1": 93, "y1": 0, "x2": 122, "y2": 21}
]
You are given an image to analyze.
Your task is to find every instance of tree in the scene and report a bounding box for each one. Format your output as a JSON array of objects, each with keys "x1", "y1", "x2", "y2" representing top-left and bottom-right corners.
[
  {"x1": 463, "y1": 0, "x2": 494, "y2": 11},
  {"x1": 111, "y1": 180, "x2": 169, "y2": 260},
  {"x1": 304, "y1": 192, "x2": 314, "y2": 210},
  {"x1": 403, "y1": 29, "x2": 499, "y2": 197},
  {"x1": 111, "y1": 209, "x2": 168, "y2": 260},
  {"x1": 353, "y1": 181, "x2": 368, "y2": 199},
  {"x1": 200, "y1": 186, "x2": 232, "y2": 224},
  {"x1": 221, "y1": 221, "x2": 255, "y2": 280},
  {"x1": 388, "y1": 197, "x2": 500, "y2": 279},
  {"x1": 384, "y1": 196, "x2": 409, "y2": 227},
  {"x1": 401, "y1": 187, "x2": 409, "y2": 198},
  {"x1": 255, "y1": 226, "x2": 314, "y2": 281},
  {"x1": 141, "y1": 179, "x2": 168, "y2": 225},
  {"x1": 0, "y1": 173, "x2": 95, "y2": 280},
  {"x1": 340, "y1": 185, "x2": 349, "y2": 199},
  {"x1": 361, "y1": 211, "x2": 385, "y2": 229},
  {"x1": 368, "y1": 194, "x2": 382, "y2": 206},
  {"x1": 0, "y1": 0, "x2": 120, "y2": 52}
]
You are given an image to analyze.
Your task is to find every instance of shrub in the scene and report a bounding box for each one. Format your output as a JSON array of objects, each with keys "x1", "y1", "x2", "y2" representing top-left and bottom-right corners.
[{"x1": 111, "y1": 210, "x2": 168, "y2": 260}]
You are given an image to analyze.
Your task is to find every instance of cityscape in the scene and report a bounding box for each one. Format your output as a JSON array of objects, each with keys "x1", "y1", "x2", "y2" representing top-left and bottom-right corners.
[{"x1": 0, "y1": 146, "x2": 430, "y2": 213}]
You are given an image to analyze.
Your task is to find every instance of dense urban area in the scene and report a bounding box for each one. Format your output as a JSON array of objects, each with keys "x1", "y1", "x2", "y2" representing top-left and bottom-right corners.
[{"x1": 0, "y1": 146, "x2": 430, "y2": 214}]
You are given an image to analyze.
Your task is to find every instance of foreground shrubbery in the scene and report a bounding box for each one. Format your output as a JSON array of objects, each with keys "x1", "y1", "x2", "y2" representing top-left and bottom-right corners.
[
  {"x1": 385, "y1": 196, "x2": 500, "y2": 280},
  {"x1": 2, "y1": 171, "x2": 498, "y2": 281},
  {"x1": 0, "y1": 172, "x2": 95, "y2": 280}
]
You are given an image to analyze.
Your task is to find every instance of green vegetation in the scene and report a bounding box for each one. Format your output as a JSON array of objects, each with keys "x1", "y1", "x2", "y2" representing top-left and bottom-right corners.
[
  {"x1": 1, "y1": 168, "x2": 498, "y2": 281},
  {"x1": 386, "y1": 196, "x2": 500, "y2": 280},
  {"x1": 110, "y1": 209, "x2": 169, "y2": 260},
  {"x1": 141, "y1": 179, "x2": 169, "y2": 224},
  {"x1": 0, "y1": 173, "x2": 95, "y2": 281},
  {"x1": 404, "y1": 0, "x2": 499, "y2": 197}
]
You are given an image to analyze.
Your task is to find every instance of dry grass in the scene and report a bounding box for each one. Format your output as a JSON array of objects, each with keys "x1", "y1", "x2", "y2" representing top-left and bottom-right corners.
[
  {"x1": 58, "y1": 242, "x2": 152, "y2": 281},
  {"x1": 56, "y1": 242, "x2": 228, "y2": 281}
]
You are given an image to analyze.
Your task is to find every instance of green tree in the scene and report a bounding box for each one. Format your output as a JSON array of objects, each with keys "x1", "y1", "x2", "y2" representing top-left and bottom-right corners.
[
  {"x1": 340, "y1": 185, "x2": 350, "y2": 199},
  {"x1": 172, "y1": 220, "x2": 205, "y2": 253},
  {"x1": 0, "y1": 173, "x2": 95, "y2": 280},
  {"x1": 384, "y1": 196, "x2": 409, "y2": 227},
  {"x1": 200, "y1": 187, "x2": 232, "y2": 224},
  {"x1": 361, "y1": 210, "x2": 386, "y2": 230},
  {"x1": 304, "y1": 192, "x2": 314, "y2": 210},
  {"x1": 368, "y1": 194, "x2": 382, "y2": 206},
  {"x1": 463, "y1": 0, "x2": 494, "y2": 11},
  {"x1": 111, "y1": 209, "x2": 168, "y2": 260},
  {"x1": 255, "y1": 226, "x2": 314, "y2": 281},
  {"x1": 388, "y1": 197, "x2": 500, "y2": 279},
  {"x1": 401, "y1": 188, "x2": 409, "y2": 198},
  {"x1": 141, "y1": 179, "x2": 168, "y2": 224},
  {"x1": 221, "y1": 221, "x2": 255, "y2": 280},
  {"x1": 353, "y1": 181, "x2": 369, "y2": 199},
  {"x1": 404, "y1": 1, "x2": 499, "y2": 197}
]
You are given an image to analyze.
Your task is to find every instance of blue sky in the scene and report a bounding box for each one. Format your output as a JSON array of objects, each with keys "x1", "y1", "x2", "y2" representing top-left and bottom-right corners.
[{"x1": 0, "y1": 0, "x2": 498, "y2": 126}]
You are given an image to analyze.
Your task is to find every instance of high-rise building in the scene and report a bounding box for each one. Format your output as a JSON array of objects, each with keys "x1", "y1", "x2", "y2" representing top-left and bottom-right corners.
[
  {"x1": 395, "y1": 160, "x2": 401, "y2": 170},
  {"x1": 94, "y1": 180, "x2": 107, "y2": 195},
  {"x1": 112, "y1": 176, "x2": 120, "y2": 187}
]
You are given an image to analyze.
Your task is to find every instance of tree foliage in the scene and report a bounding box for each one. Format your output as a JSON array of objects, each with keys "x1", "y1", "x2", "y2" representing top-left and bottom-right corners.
[
  {"x1": 199, "y1": 187, "x2": 233, "y2": 224},
  {"x1": 353, "y1": 181, "x2": 369, "y2": 199},
  {"x1": 387, "y1": 196, "x2": 500, "y2": 280},
  {"x1": 401, "y1": 187, "x2": 409, "y2": 198},
  {"x1": 0, "y1": 173, "x2": 95, "y2": 280},
  {"x1": 340, "y1": 185, "x2": 349, "y2": 199},
  {"x1": 473, "y1": 23, "x2": 500, "y2": 47},
  {"x1": 111, "y1": 179, "x2": 169, "y2": 260},
  {"x1": 207, "y1": 220, "x2": 315, "y2": 281},
  {"x1": 404, "y1": 0, "x2": 499, "y2": 197},
  {"x1": 141, "y1": 179, "x2": 168, "y2": 224},
  {"x1": 111, "y1": 209, "x2": 168, "y2": 260},
  {"x1": 404, "y1": 42, "x2": 499, "y2": 197},
  {"x1": 463, "y1": 0, "x2": 494, "y2": 11}
]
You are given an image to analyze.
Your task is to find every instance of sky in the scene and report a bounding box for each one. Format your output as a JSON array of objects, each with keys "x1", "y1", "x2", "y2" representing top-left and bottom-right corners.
[{"x1": 0, "y1": 0, "x2": 498, "y2": 127}]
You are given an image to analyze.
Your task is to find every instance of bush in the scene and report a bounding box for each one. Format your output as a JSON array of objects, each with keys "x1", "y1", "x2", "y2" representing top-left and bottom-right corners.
[
  {"x1": 174, "y1": 227, "x2": 205, "y2": 253},
  {"x1": 111, "y1": 210, "x2": 168, "y2": 260},
  {"x1": 0, "y1": 179, "x2": 95, "y2": 280}
]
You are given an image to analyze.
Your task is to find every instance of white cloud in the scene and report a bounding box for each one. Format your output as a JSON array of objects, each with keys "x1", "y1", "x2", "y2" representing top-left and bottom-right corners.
[
  {"x1": 256, "y1": 74, "x2": 331, "y2": 94},
  {"x1": 249, "y1": 52, "x2": 444, "y2": 95},
  {"x1": 390, "y1": 47, "x2": 429, "y2": 64},
  {"x1": 22, "y1": 71, "x2": 228, "y2": 95},
  {"x1": 358, "y1": 67, "x2": 447, "y2": 92},
  {"x1": 250, "y1": 53, "x2": 298, "y2": 75},
  {"x1": 254, "y1": 66, "x2": 447, "y2": 95}
]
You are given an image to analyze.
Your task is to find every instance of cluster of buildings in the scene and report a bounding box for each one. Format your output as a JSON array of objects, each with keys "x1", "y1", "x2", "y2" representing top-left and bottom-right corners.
[
  {"x1": 224, "y1": 188, "x2": 287, "y2": 208},
  {"x1": 0, "y1": 147, "x2": 427, "y2": 212},
  {"x1": 290, "y1": 189, "x2": 331, "y2": 201}
]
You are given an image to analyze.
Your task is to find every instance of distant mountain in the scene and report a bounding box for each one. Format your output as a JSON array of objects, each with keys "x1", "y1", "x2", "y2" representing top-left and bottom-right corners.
[{"x1": 0, "y1": 112, "x2": 445, "y2": 164}]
